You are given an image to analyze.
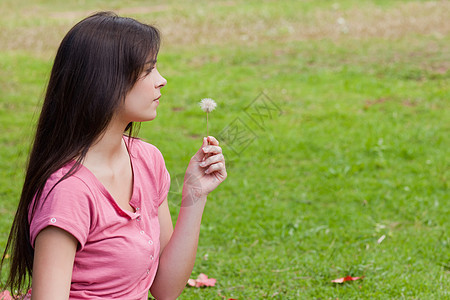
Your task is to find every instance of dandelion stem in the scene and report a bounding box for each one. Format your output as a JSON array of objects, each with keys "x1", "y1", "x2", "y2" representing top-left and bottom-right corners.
[{"x1": 206, "y1": 112, "x2": 209, "y2": 137}]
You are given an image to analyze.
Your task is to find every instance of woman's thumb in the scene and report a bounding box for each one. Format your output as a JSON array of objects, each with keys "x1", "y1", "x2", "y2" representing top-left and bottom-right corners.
[{"x1": 193, "y1": 137, "x2": 208, "y2": 160}]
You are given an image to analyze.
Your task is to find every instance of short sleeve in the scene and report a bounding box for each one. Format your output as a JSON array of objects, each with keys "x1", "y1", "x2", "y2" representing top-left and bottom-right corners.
[
  {"x1": 29, "y1": 177, "x2": 94, "y2": 251},
  {"x1": 158, "y1": 165, "x2": 171, "y2": 207}
]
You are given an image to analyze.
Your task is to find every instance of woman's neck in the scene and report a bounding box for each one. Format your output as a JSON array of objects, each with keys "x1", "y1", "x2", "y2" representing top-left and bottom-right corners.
[{"x1": 83, "y1": 118, "x2": 129, "y2": 168}]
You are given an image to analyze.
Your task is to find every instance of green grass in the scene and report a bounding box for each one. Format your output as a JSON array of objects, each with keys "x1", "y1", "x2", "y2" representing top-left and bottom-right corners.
[{"x1": 1, "y1": 0, "x2": 449, "y2": 299}]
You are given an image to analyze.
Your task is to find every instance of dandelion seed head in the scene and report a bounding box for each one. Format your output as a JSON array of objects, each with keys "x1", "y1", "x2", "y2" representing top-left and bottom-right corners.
[{"x1": 199, "y1": 98, "x2": 217, "y2": 113}]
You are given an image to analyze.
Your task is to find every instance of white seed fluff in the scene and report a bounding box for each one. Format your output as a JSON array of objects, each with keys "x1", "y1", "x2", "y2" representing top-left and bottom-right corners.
[{"x1": 199, "y1": 98, "x2": 217, "y2": 113}]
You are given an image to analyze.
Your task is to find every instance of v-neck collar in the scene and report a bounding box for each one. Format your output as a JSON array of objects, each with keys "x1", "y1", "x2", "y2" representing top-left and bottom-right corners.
[{"x1": 76, "y1": 136, "x2": 140, "y2": 219}]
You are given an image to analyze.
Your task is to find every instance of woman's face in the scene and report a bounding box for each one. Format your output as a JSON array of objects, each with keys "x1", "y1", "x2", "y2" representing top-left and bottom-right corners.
[{"x1": 119, "y1": 62, "x2": 167, "y2": 123}]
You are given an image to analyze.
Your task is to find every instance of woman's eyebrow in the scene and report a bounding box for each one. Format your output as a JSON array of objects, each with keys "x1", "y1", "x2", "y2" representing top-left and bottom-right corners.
[{"x1": 145, "y1": 59, "x2": 157, "y2": 65}]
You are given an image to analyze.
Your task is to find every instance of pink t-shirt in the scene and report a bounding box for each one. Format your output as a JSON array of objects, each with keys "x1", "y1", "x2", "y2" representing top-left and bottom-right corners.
[{"x1": 28, "y1": 137, "x2": 170, "y2": 299}]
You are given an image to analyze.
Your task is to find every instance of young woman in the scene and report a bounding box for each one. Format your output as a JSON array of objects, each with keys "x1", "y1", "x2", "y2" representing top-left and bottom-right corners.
[{"x1": 1, "y1": 12, "x2": 227, "y2": 299}]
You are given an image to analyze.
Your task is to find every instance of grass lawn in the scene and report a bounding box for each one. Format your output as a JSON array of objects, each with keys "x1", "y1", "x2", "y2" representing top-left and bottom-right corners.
[{"x1": 0, "y1": 0, "x2": 449, "y2": 298}]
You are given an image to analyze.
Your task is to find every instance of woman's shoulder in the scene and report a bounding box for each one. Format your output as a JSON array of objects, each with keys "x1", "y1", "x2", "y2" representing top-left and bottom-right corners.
[
  {"x1": 125, "y1": 136, "x2": 166, "y2": 161},
  {"x1": 30, "y1": 162, "x2": 97, "y2": 224},
  {"x1": 41, "y1": 164, "x2": 94, "y2": 198}
]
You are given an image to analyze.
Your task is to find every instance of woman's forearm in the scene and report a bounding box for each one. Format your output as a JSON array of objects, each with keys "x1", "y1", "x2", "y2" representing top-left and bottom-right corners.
[{"x1": 150, "y1": 190, "x2": 207, "y2": 299}]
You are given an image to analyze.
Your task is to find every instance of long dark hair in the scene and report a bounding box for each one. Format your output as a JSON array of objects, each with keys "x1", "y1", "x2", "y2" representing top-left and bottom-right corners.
[{"x1": 0, "y1": 11, "x2": 160, "y2": 294}]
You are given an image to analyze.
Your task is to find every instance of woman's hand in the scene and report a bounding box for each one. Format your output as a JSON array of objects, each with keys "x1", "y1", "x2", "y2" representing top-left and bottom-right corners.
[{"x1": 183, "y1": 136, "x2": 227, "y2": 200}]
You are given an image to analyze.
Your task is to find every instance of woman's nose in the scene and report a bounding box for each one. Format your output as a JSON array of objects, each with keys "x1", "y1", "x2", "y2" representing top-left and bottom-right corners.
[
  {"x1": 159, "y1": 76, "x2": 167, "y2": 88},
  {"x1": 155, "y1": 69, "x2": 167, "y2": 88}
]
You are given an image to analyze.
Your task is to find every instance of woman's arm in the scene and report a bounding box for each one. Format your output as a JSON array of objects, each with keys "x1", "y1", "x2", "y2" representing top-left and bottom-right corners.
[
  {"x1": 150, "y1": 136, "x2": 227, "y2": 300},
  {"x1": 32, "y1": 226, "x2": 77, "y2": 300},
  {"x1": 151, "y1": 195, "x2": 205, "y2": 299},
  {"x1": 157, "y1": 198, "x2": 174, "y2": 255}
]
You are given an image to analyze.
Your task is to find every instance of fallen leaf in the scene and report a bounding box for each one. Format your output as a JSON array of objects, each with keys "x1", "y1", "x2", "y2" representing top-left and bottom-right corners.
[
  {"x1": 187, "y1": 273, "x2": 217, "y2": 287},
  {"x1": 0, "y1": 290, "x2": 13, "y2": 300},
  {"x1": 331, "y1": 275, "x2": 363, "y2": 283},
  {"x1": 0, "y1": 289, "x2": 31, "y2": 300},
  {"x1": 187, "y1": 279, "x2": 197, "y2": 286}
]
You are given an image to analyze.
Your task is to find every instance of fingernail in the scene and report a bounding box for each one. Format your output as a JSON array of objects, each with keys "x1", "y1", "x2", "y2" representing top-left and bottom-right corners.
[{"x1": 199, "y1": 162, "x2": 206, "y2": 167}]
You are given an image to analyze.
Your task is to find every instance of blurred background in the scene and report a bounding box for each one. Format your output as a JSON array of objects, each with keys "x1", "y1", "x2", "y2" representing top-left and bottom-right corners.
[{"x1": 1, "y1": 0, "x2": 449, "y2": 298}]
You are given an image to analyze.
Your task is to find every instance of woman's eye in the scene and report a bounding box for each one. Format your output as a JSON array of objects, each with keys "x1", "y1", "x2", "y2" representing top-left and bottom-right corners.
[{"x1": 141, "y1": 68, "x2": 153, "y2": 78}]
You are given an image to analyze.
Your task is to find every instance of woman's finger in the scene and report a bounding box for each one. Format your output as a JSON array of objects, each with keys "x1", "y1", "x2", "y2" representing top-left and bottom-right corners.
[
  {"x1": 207, "y1": 136, "x2": 219, "y2": 146},
  {"x1": 205, "y1": 162, "x2": 226, "y2": 174},
  {"x1": 192, "y1": 137, "x2": 209, "y2": 161},
  {"x1": 199, "y1": 154, "x2": 224, "y2": 168},
  {"x1": 202, "y1": 145, "x2": 222, "y2": 155}
]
